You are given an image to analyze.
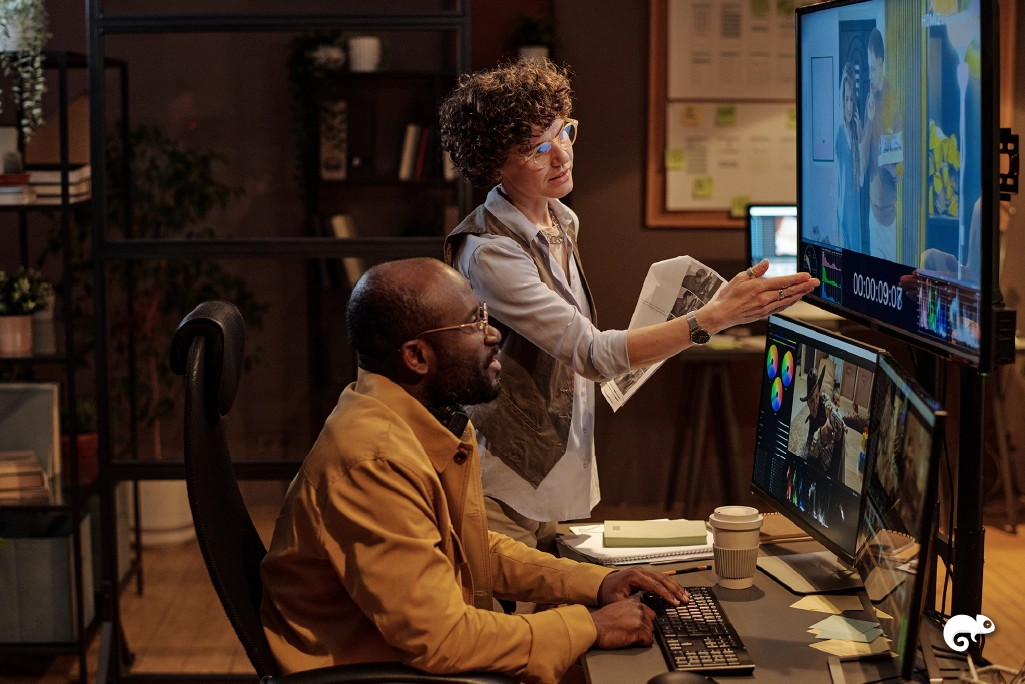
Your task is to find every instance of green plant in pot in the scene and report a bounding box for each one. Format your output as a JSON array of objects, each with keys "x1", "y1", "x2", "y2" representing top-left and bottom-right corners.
[
  {"x1": 0, "y1": 0, "x2": 51, "y2": 139},
  {"x1": 0, "y1": 266, "x2": 53, "y2": 357}
]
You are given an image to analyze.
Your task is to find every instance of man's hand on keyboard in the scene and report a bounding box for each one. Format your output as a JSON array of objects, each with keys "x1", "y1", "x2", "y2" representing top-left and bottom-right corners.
[
  {"x1": 590, "y1": 599, "x2": 657, "y2": 649},
  {"x1": 597, "y1": 567, "x2": 691, "y2": 607}
]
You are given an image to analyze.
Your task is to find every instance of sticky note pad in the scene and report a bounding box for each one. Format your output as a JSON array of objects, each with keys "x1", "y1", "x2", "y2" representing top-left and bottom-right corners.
[
  {"x1": 693, "y1": 177, "x2": 714, "y2": 199},
  {"x1": 786, "y1": 107, "x2": 797, "y2": 130},
  {"x1": 809, "y1": 636, "x2": 891, "y2": 657},
  {"x1": 715, "y1": 105, "x2": 738, "y2": 127},
  {"x1": 665, "y1": 149, "x2": 686, "y2": 171},
  {"x1": 730, "y1": 196, "x2": 751, "y2": 218},
  {"x1": 751, "y1": 0, "x2": 770, "y2": 15},
  {"x1": 682, "y1": 105, "x2": 703, "y2": 127}
]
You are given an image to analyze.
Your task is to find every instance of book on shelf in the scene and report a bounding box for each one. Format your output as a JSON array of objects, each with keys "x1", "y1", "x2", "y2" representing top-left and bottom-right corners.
[
  {"x1": 0, "y1": 187, "x2": 36, "y2": 204},
  {"x1": 398, "y1": 123, "x2": 421, "y2": 181},
  {"x1": 32, "y1": 178, "x2": 91, "y2": 197},
  {"x1": 35, "y1": 193, "x2": 91, "y2": 205},
  {"x1": 25, "y1": 163, "x2": 91, "y2": 185},
  {"x1": 319, "y1": 100, "x2": 348, "y2": 181},
  {"x1": 329, "y1": 214, "x2": 367, "y2": 289},
  {"x1": 0, "y1": 172, "x2": 30, "y2": 186},
  {"x1": 557, "y1": 522, "x2": 713, "y2": 566},
  {"x1": 0, "y1": 451, "x2": 50, "y2": 504},
  {"x1": 412, "y1": 126, "x2": 430, "y2": 181},
  {"x1": 0, "y1": 485, "x2": 51, "y2": 504}
]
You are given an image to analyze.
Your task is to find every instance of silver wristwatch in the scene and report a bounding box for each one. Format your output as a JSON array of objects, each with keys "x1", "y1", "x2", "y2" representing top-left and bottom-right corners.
[{"x1": 686, "y1": 311, "x2": 711, "y2": 344}]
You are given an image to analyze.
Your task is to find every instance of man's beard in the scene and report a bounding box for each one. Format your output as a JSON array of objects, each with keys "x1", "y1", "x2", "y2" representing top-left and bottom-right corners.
[{"x1": 427, "y1": 343, "x2": 501, "y2": 406}]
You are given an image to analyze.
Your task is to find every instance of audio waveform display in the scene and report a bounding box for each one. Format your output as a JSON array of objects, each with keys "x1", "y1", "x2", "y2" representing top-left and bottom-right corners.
[{"x1": 819, "y1": 249, "x2": 842, "y2": 303}]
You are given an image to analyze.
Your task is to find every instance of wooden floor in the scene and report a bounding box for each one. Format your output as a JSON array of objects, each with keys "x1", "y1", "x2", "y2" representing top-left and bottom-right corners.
[{"x1": 2, "y1": 504, "x2": 1023, "y2": 683}]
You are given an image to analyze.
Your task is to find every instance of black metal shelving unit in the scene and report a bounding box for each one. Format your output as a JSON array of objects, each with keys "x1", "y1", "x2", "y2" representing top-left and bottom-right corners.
[
  {"x1": 0, "y1": 50, "x2": 137, "y2": 684},
  {"x1": 85, "y1": 4, "x2": 472, "y2": 683}
]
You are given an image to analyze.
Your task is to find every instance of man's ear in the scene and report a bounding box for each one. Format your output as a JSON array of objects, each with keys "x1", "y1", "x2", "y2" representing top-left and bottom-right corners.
[{"x1": 398, "y1": 339, "x2": 431, "y2": 377}]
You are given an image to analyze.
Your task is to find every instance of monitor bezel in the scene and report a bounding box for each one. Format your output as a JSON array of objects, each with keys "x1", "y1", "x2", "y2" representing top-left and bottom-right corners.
[
  {"x1": 745, "y1": 203, "x2": 799, "y2": 270},
  {"x1": 794, "y1": 0, "x2": 1001, "y2": 370},
  {"x1": 751, "y1": 314, "x2": 883, "y2": 566},
  {"x1": 861, "y1": 352, "x2": 944, "y2": 680}
]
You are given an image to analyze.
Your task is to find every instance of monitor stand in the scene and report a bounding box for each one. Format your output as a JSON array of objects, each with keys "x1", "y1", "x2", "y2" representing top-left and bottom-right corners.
[{"x1": 757, "y1": 550, "x2": 864, "y2": 594}]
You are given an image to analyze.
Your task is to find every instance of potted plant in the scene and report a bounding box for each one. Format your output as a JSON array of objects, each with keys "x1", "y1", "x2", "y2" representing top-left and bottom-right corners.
[
  {"x1": 509, "y1": 14, "x2": 556, "y2": 61},
  {"x1": 0, "y1": 0, "x2": 51, "y2": 139},
  {"x1": 0, "y1": 266, "x2": 52, "y2": 357}
]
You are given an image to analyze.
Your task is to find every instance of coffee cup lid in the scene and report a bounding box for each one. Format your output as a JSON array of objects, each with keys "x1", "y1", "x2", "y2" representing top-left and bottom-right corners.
[{"x1": 709, "y1": 506, "x2": 763, "y2": 530}]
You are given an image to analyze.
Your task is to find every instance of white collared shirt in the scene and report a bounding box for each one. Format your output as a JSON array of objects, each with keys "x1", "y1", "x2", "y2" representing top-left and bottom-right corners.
[{"x1": 450, "y1": 186, "x2": 632, "y2": 522}]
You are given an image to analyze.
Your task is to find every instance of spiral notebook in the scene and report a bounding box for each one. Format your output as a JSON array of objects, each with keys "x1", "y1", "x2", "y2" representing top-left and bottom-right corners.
[{"x1": 556, "y1": 522, "x2": 713, "y2": 566}]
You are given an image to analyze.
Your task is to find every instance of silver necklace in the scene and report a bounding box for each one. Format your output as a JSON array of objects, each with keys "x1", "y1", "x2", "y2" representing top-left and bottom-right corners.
[{"x1": 539, "y1": 206, "x2": 565, "y2": 245}]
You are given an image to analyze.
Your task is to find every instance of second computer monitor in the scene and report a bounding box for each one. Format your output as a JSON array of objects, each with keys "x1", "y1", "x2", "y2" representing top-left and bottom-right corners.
[
  {"x1": 752, "y1": 315, "x2": 880, "y2": 563},
  {"x1": 747, "y1": 205, "x2": 798, "y2": 279},
  {"x1": 856, "y1": 353, "x2": 943, "y2": 680}
]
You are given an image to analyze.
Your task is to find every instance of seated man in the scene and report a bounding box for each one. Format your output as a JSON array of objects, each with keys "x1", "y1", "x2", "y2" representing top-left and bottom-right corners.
[{"x1": 260, "y1": 258, "x2": 688, "y2": 684}]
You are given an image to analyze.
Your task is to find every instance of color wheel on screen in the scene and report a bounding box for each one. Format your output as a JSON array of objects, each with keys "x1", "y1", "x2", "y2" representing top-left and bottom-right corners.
[
  {"x1": 781, "y1": 351, "x2": 795, "y2": 387},
  {"x1": 766, "y1": 345, "x2": 779, "y2": 379},
  {"x1": 770, "y1": 377, "x2": 783, "y2": 412}
]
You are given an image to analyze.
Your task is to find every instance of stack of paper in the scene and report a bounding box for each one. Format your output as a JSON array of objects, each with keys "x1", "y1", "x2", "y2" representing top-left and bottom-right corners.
[
  {"x1": 790, "y1": 595, "x2": 864, "y2": 615},
  {"x1": 558, "y1": 523, "x2": 713, "y2": 566},
  {"x1": 808, "y1": 615, "x2": 883, "y2": 643}
]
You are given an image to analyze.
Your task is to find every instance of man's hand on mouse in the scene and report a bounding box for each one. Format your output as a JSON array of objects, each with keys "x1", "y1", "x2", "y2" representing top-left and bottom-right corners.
[{"x1": 597, "y1": 567, "x2": 690, "y2": 607}]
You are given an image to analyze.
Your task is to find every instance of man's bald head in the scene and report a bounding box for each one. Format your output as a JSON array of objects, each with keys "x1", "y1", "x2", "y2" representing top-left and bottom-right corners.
[{"x1": 346, "y1": 258, "x2": 467, "y2": 373}]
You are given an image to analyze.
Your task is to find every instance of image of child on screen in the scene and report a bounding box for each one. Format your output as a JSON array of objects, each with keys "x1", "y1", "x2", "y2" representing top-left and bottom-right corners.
[
  {"x1": 786, "y1": 349, "x2": 871, "y2": 492},
  {"x1": 859, "y1": 27, "x2": 902, "y2": 263},
  {"x1": 835, "y1": 61, "x2": 864, "y2": 253}
]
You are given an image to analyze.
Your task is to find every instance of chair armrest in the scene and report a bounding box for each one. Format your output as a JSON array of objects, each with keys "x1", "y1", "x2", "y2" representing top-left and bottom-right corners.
[{"x1": 262, "y1": 662, "x2": 518, "y2": 684}]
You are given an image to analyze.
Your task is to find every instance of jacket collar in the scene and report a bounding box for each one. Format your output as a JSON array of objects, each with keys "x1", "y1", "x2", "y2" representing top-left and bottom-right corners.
[
  {"x1": 353, "y1": 370, "x2": 473, "y2": 473},
  {"x1": 484, "y1": 185, "x2": 577, "y2": 251}
]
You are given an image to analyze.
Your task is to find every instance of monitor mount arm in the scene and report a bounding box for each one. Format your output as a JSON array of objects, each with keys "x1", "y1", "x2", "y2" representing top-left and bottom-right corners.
[{"x1": 999, "y1": 128, "x2": 1019, "y2": 202}]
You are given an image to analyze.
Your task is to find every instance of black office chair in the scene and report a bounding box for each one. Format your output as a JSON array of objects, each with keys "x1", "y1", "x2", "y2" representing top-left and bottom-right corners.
[{"x1": 170, "y1": 301, "x2": 515, "y2": 684}]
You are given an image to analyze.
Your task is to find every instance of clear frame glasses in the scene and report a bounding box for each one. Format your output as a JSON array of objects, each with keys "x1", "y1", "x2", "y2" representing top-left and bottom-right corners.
[
  {"x1": 414, "y1": 302, "x2": 489, "y2": 339},
  {"x1": 523, "y1": 118, "x2": 578, "y2": 168}
]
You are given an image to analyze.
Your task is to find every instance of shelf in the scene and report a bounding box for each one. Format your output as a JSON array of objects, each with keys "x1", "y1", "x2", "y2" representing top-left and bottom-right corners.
[
  {"x1": 319, "y1": 177, "x2": 456, "y2": 188},
  {"x1": 99, "y1": 236, "x2": 445, "y2": 260},
  {"x1": 0, "y1": 353, "x2": 73, "y2": 365},
  {"x1": 0, "y1": 196, "x2": 91, "y2": 211},
  {"x1": 0, "y1": 614, "x2": 102, "y2": 655}
]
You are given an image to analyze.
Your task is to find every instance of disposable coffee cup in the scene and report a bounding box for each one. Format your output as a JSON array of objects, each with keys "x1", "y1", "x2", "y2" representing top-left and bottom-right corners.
[{"x1": 709, "y1": 506, "x2": 763, "y2": 589}]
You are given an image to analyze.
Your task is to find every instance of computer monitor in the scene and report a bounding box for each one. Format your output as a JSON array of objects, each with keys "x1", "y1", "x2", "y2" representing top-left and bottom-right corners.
[
  {"x1": 752, "y1": 315, "x2": 880, "y2": 568},
  {"x1": 747, "y1": 205, "x2": 798, "y2": 279},
  {"x1": 796, "y1": 0, "x2": 1000, "y2": 368},
  {"x1": 855, "y1": 352, "x2": 943, "y2": 680}
]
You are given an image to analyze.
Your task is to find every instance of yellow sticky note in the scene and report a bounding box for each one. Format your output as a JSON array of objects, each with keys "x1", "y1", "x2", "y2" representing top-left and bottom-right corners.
[
  {"x1": 730, "y1": 196, "x2": 751, "y2": 218},
  {"x1": 665, "y1": 149, "x2": 686, "y2": 170},
  {"x1": 777, "y1": 0, "x2": 795, "y2": 16},
  {"x1": 682, "y1": 105, "x2": 703, "y2": 128},
  {"x1": 786, "y1": 107, "x2": 798, "y2": 130},
  {"x1": 751, "y1": 0, "x2": 770, "y2": 15},
  {"x1": 716, "y1": 105, "x2": 738, "y2": 127},
  {"x1": 693, "y1": 177, "x2": 714, "y2": 199}
]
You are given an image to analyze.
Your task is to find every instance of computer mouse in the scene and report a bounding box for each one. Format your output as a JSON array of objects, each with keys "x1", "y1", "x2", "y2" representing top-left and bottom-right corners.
[{"x1": 647, "y1": 672, "x2": 719, "y2": 684}]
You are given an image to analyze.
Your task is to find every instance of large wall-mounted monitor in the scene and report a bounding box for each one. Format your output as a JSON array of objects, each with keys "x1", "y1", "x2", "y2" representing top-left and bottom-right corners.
[
  {"x1": 752, "y1": 315, "x2": 880, "y2": 565},
  {"x1": 855, "y1": 352, "x2": 944, "y2": 680},
  {"x1": 796, "y1": 0, "x2": 1000, "y2": 368}
]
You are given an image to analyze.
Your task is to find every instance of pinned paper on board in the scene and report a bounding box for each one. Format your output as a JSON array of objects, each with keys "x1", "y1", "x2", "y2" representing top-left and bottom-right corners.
[
  {"x1": 730, "y1": 196, "x2": 751, "y2": 218},
  {"x1": 693, "y1": 177, "x2": 714, "y2": 199},
  {"x1": 682, "y1": 104, "x2": 703, "y2": 128},
  {"x1": 715, "y1": 105, "x2": 738, "y2": 127},
  {"x1": 665, "y1": 149, "x2": 686, "y2": 170}
]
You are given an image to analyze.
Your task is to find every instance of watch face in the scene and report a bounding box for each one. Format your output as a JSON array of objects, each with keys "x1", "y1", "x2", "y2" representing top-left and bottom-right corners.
[{"x1": 692, "y1": 328, "x2": 711, "y2": 344}]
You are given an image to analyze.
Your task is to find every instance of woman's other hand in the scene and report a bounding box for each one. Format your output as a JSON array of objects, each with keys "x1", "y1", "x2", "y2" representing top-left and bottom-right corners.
[{"x1": 696, "y1": 260, "x2": 820, "y2": 332}]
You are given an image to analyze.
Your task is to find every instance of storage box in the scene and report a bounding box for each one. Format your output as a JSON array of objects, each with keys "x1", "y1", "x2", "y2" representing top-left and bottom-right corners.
[{"x1": 0, "y1": 511, "x2": 94, "y2": 642}]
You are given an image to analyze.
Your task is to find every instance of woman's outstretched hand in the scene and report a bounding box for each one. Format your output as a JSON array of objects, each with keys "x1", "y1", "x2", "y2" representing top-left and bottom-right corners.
[{"x1": 697, "y1": 259, "x2": 820, "y2": 333}]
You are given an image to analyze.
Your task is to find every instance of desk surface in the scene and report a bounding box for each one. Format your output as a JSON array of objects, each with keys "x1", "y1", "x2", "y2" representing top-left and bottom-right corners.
[{"x1": 581, "y1": 543, "x2": 956, "y2": 684}]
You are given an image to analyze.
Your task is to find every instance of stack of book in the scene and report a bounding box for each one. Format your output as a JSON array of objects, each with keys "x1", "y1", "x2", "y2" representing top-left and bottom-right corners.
[
  {"x1": 26, "y1": 164, "x2": 91, "y2": 204},
  {"x1": 398, "y1": 123, "x2": 432, "y2": 182},
  {"x1": 0, "y1": 450, "x2": 50, "y2": 505},
  {"x1": 0, "y1": 172, "x2": 33, "y2": 204}
]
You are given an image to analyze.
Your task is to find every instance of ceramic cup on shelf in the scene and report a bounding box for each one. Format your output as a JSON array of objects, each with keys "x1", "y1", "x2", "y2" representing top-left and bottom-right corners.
[
  {"x1": 709, "y1": 505, "x2": 763, "y2": 589},
  {"x1": 32, "y1": 307, "x2": 57, "y2": 355},
  {"x1": 348, "y1": 36, "x2": 382, "y2": 72}
]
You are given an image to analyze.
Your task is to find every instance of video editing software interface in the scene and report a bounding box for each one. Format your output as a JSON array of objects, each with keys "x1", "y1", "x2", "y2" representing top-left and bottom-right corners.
[
  {"x1": 752, "y1": 315, "x2": 879, "y2": 559},
  {"x1": 798, "y1": 0, "x2": 985, "y2": 362},
  {"x1": 855, "y1": 355, "x2": 940, "y2": 677},
  {"x1": 748, "y1": 205, "x2": 798, "y2": 279}
]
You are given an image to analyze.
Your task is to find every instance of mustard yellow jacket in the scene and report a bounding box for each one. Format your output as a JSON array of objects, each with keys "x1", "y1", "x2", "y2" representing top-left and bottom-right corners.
[{"x1": 260, "y1": 371, "x2": 614, "y2": 683}]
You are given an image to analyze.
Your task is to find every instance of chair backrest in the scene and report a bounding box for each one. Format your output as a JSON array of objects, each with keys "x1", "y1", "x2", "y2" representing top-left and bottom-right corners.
[{"x1": 171, "y1": 300, "x2": 278, "y2": 677}]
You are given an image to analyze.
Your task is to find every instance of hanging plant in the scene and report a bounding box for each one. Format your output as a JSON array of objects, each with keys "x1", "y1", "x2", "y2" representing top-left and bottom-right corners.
[{"x1": 0, "y1": 0, "x2": 51, "y2": 140}]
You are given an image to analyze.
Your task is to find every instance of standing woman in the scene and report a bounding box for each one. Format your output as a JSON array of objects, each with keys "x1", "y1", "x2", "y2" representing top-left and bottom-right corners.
[
  {"x1": 836, "y1": 61, "x2": 864, "y2": 252},
  {"x1": 439, "y1": 58, "x2": 818, "y2": 553}
]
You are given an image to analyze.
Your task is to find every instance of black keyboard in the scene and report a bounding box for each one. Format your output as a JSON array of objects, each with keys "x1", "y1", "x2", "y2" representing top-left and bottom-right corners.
[{"x1": 645, "y1": 586, "x2": 755, "y2": 675}]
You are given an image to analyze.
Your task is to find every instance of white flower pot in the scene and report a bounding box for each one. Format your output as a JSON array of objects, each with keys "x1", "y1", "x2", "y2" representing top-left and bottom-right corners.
[
  {"x1": 348, "y1": 36, "x2": 382, "y2": 72},
  {"x1": 518, "y1": 45, "x2": 550, "y2": 61},
  {"x1": 0, "y1": 314, "x2": 32, "y2": 357},
  {"x1": 133, "y1": 479, "x2": 196, "y2": 547}
]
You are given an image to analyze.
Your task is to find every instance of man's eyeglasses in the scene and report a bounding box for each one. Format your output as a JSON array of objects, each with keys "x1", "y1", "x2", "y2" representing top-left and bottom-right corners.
[
  {"x1": 523, "y1": 119, "x2": 578, "y2": 168},
  {"x1": 414, "y1": 302, "x2": 489, "y2": 338}
]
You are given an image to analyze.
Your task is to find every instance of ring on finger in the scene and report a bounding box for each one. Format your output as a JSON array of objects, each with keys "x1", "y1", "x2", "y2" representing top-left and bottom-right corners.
[
  {"x1": 778, "y1": 288, "x2": 785, "y2": 300},
  {"x1": 746, "y1": 267, "x2": 755, "y2": 278}
]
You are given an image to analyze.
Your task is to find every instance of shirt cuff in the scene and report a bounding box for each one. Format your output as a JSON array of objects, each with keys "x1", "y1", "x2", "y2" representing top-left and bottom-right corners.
[
  {"x1": 521, "y1": 605, "x2": 597, "y2": 684},
  {"x1": 564, "y1": 562, "x2": 616, "y2": 606}
]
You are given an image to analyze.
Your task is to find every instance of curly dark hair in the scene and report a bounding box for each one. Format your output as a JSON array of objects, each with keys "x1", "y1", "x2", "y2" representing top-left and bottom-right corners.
[{"x1": 439, "y1": 58, "x2": 573, "y2": 188}]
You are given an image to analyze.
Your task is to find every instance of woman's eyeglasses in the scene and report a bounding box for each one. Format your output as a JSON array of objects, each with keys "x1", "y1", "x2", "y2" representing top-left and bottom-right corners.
[
  {"x1": 523, "y1": 119, "x2": 578, "y2": 168},
  {"x1": 414, "y1": 302, "x2": 489, "y2": 338}
]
